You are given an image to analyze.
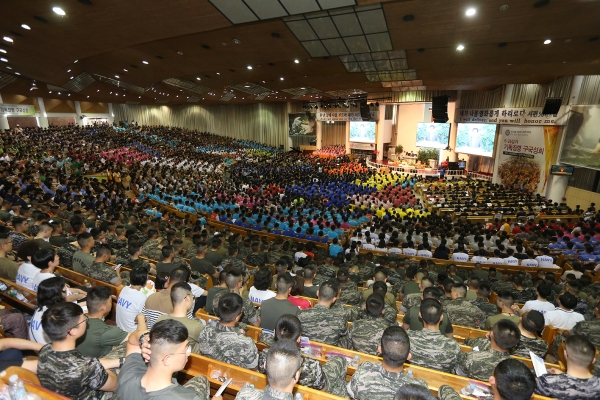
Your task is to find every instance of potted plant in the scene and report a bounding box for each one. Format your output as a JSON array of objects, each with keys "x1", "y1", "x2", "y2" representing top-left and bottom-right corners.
[{"x1": 395, "y1": 144, "x2": 403, "y2": 154}]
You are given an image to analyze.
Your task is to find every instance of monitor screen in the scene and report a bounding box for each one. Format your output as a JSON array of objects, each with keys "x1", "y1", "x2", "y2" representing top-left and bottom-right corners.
[
  {"x1": 455, "y1": 123, "x2": 497, "y2": 157},
  {"x1": 458, "y1": 161, "x2": 466, "y2": 169},
  {"x1": 349, "y1": 121, "x2": 376, "y2": 143},
  {"x1": 415, "y1": 123, "x2": 450, "y2": 149},
  {"x1": 550, "y1": 165, "x2": 574, "y2": 176}
]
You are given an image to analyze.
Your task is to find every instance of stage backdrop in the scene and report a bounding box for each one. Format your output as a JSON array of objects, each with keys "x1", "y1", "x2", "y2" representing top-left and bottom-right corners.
[
  {"x1": 559, "y1": 105, "x2": 600, "y2": 170},
  {"x1": 493, "y1": 125, "x2": 559, "y2": 195}
]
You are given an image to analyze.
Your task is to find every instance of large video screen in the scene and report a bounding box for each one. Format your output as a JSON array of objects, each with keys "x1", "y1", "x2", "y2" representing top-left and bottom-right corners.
[
  {"x1": 455, "y1": 123, "x2": 497, "y2": 157},
  {"x1": 550, "y1": 165, "x2": 574, "y2": 176},
  {"x1": 415, "y1": 123, "x2": 450, "y2": 149},
  {"x1": 349, "y1": 121, "x2": 376, "y2": 143},
  {"x1": 288, "y1": 112, "x2": 316, "y2": 136}
]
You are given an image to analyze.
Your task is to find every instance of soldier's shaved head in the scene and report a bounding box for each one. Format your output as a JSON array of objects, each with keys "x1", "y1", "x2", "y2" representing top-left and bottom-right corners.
[
  {"x1": 380, "y1": 326, "x2": 410, "y2": 368},
  {"x1": 265, "y1": 339, "x2": 302, "y2": 389}
]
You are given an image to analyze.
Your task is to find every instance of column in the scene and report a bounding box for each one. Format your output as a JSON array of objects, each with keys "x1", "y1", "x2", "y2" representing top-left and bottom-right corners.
[
  {"x1": 376, "y1": 106, "x2": 385, "y2": 161},
  {"x1": 37, "y1": 97, "x2": 49, "y2": 128},
  {"x1": 108, "y1": 103, "x2": 115, "y2": 125},
  {"x1": 569, "y1": 75, "x2": 585, "y2": 105},
  {"x1": 74, "y1": 101, "x2": 83, "y2": 126},
  {"x1": 545, "y1": 175, "x2": 569, "y2": 203},
  {"x1": 316, "y1": 120, "x2": 322, "y2": 150},
  {"x1": 501, "y1": 84, "x2": 514, "y2": 108},
  {"x1": 0, "y1": 93, "x2": 10, "y2": 131}
]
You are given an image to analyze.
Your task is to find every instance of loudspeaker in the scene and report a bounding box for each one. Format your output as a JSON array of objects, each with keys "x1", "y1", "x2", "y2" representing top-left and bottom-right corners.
[
  {"x1": 432, "y1": 95, "x2": 449, "y2": 123},
  {"x1": 359, "y1": 100, "x2": 371, "y2": 121},
  {"x1": 542, "y1": 98, "x2": 562, "y2": 115},
  {"x1": 448, "y1": 162, "x2": 458, "y2": 170},
  {"x1": 309, "y1": 138, "x2": 316, "y2": 146}
]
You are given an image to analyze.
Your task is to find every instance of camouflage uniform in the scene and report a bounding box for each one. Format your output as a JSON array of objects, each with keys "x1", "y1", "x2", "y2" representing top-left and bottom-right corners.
[
  {"x1": 574, "y1": 297, "x2": 588, "y2": 316},
  {"x1": 257, "y1": 349, "x2": 325, "y2": 390},
  {"x1": 187, "y1": 244, "x2": 197, "y2": 258},
  {"x1": 468, "y1": 297, "x2": 498, "y2": 320},
  {"x1": 356, "y1": 265, "x2": 374, "y2": 282},
  {"x1": 315, "y1": 264, "x2": 338, "y2": 285},
  {"x1": 235, "y1": 385, "x2": 293, "y2": 400},
  {"x1": 28, "y1": 224, "x2": 40, "y2": 237},
  {"x1": 114, "y1": 247, "x2": 130, "y2": 266},
  {"x1": 246, "y1": 253, "x2": 265, "y2": 267},
  {"x1": 141, "y1": 239, "x2": 160, "y2": 260},
  {"x1": 211, "y1": 290, "x2": 259, "y2": 325},
  {"x1": 172, "y1": 254, "x2": 189, "y2": 269},
  {"x1": 197, "y1": 323, "x2": 258, "y2": 369},
  {"x1": 298, "y1": 304, "x2": 350, "y2": 348},
  {"x1": 401, "y1": 293, "x2": 422, "y2": 311},
  {"x1": 145, "y1": 245, "x2": 163, "y2": 262},
  {"x1": 513, "y1": 287, "x2": 537, "y2": 303},
  {"x1": 407, "y1": 329, "x2": 461, "y2": 373},
  {"x1": 444, "y1": 298, "x2": 486, "y2": 328},
  {"x1": 465, "y1": 334, "x2": 548, "y2": 359},
  {"x1": 491, "y1": 279, "x2": 514, "y2": 294},
  {"x1": 357, "y1": 304, "x2": 397, "y2": 326},
  {"x1": 37, "y1": 343, "x2": 109, "y2": 400},
  {"x1": 265, "y1": 250, "x2": 285, "y2": 265},
  {"x1": 57, "y1": 243, "x2": 80, "y2": 270},
  {"x1": 437, "y1": 385, "x2": 463, "y2": 400},
  {"x1": 392, "y1": 279, "x2": 409, "y2": 298},
  {"x1": 221, "y1": 256, "x2": 247, "y2": 277},
  {"x1": 83, "y1": 261, "x2": 119, "y2": 285},
  {"x1": 536, "y1": 372, "x2": 600, "y2": 399},
  {"x1": 349, "y1": 316, "x2": 390, "y2": 355},
  {"x1": 339, "y1": 281, "x2": 362, "y2": 306},
  {"x1": 347, "y1": 361, "x2": 428, "y2": 400},
  {"x1": 553, "y1": 318, "x2": 600, "y2": 359},
  {"x1": 457, "y1": 348, "x2": 510, "y2": 381},
  {"x1": 330, "y1": 301, "x2": 359, "y2": 323},
  {"x1": 237, "y1": 244, "x2": 253, "y2": 261},
  {"x1": 107, "y1": 236, "x2": 127, "y2": 251}
]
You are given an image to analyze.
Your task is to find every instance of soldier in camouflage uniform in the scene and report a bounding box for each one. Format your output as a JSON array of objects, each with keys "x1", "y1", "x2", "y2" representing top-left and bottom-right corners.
[
  {"x1": 336, "y1": 268, "x2": 361, "y2": 306},
  {"x1": 469, "y1": 283, "x2": 499, "y2": 320},
  {"x1": 197, "y1": 292, "x2": 259, "y2": 369},
  {"x1": 491, "y1": 270, "x2": 514, "y2": 293},
  {"x1": 407, "y1": 299, "x2": 461, "y2": 373},
  {"x1": 297, "y1": 279, "x2": 350, "y2": 348},
  {"x1": 512, "y1": 275, "x2": 537, "y2": 303},
  {"x1": 457, "y1": 319, "x2": 520, "y2": 381},
  {"x1": 350, "y1": 294, "x2": 392, "y2": 355},
  {"x1": 265, "y1": 241, "x2": 286, "y2": 265},
  {"x1": 330, "y1": 299, "x2": 359, "y2": 323},
  {"x1": 256, "y1": 315, "x2": 325, "y2": 390},
  {"x1": 57, "y1": 240, "x2": 80, "y2": 270},
  {"x1": 145, "y1": 239, "x2": 165, "y2": 262},
  {"x1": 314, "y1": 257, "x2": 338, "y2": 285},
  {"x1": 221, "y1": 245, "x2": 248, "y2": 277},
  {"x1": 444, "y1": 283, "x2": 486, "y2": 328},
  {"x1": 141, "y1": 230, "x2": 161, "y2": 259},
  {"x1": 210, "y1": 268, "x2": 259, "y2": 326},
  {"x1": 83, "y1": 247, "x2": 121, "y2": 286},
  {"x1": 114, "y1": 246, "x2": 130, "y2": 265},
  {"x1": 347, "y1": 326, "x2": 429, "y2": 400},
  {"x1": 536, "y1": 335, "x2": 600, "y2": 399}
]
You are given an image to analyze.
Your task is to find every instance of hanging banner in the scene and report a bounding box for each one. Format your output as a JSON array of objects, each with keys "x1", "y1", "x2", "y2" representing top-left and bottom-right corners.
[
  {"x1": 0, "y1": 103, "x2": 36, "y2": 116},
  {"x1": 493, "y1": 125, "x2": 559, "y2": 195},
  {"x1": 455, "y1": 107, "x2": 568, "y2": 125},
  {"x1": 316, "y1": 111, "x2": 379, "y2": 121},
  {"x1": 349, "y1": 142, "x2": 376, "y2": 150}
]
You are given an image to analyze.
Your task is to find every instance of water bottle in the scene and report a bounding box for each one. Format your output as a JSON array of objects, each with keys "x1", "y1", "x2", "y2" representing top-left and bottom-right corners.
[
  {"x1": 15, "y1": 292, "x2": 26, "y2": 302},
  {"x1": 461, "y1": 384, "x2": 476, "y2": 396},
  {"x1": 0, "y1": 282, "x2": 7, "y2": 291},
  {"x1": 8, "y1": 375, "x2": 27, "y2": 400},
  {"x1": 0, "y1": 383, "x2": 10, "y2": 400},
  {"x1": 295, "y1": 393, "x2": 303, "y2": 400},
  {"x1": 351, "y1": 355, "x2": 360, "y2": 367},
  {"x1": 208, "y1": 319, "x2": 213, "y2": 327},
  {"x1": 84, "y1": 280, "x2": 92, "y2": 289},
  {"x1": 406, "y1": 370, "x2": 413, "y2": 378}
]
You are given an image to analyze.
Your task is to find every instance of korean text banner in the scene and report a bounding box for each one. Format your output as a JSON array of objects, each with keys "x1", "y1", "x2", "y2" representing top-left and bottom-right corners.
[
  {"x1": 316, "y1": 111, "x2": 379, "y2": 121},
  {"x1": 0, "y1": 104, "x2": 36, "y2": 116},
  {"x1": 493, "y1": 125, "x2": 559, "y2": 195},
  {"x1": 455, "y1": 107, "x2": 568, "y2": 126}
]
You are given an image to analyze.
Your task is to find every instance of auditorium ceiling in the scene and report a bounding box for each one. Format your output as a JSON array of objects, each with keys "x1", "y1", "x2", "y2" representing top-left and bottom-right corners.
[{"x1": 0, "y1": 0, "x2": 599, "y2": 105}]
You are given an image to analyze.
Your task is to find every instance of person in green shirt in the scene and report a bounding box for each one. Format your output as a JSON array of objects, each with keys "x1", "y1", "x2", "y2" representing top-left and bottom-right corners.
[
  {"x1": 156, "y1": 282, "x2": 204, "y2": 353},
  {"x1": 76, "y1": 286, "x2": 141, "y2": 358},
  {"x1": 484, "y1": 290, "x2": 520, "y2": 330},
  {"x1": 402, "y1": 286, "x2": 454, "y2": 338},
  {"x1": 399, "y1": 265, "x2": 420, "y2": 301},
  {"x1": 205, "y1": 271, "x2": 228, "y2": 315}
]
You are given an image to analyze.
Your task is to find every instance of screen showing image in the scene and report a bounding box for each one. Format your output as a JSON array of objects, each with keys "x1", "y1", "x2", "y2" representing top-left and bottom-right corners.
[
  {"x1": 458, "y1": 161, "x2": 466, "y2": 169},
  {"x1": 415, "y1": 123, "x2": 450, "y2": 149},
  {"x1": 288, "y1": 112, "x2": 316, "y2": 136},
  {"x1": 455, "y1": 123, "x2": 497, "y2": 157},
  {"x1": 349, "y1": 121, "x2": 376, "y2": 143},
  {"x1": 550, "y1": 165, "x2": 574, "y2": 176}
]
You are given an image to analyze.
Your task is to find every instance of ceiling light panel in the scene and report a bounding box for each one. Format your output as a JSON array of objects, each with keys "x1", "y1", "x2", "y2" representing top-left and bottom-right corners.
[
  {"x1": 244, "y1": 0, "x2": 287, "y2": 19},
  {"x1": 228, "y1": 83, "x2": 271, "y2": 95},
  {"x1": 286, "y1": 21, "x2": 318, "y2": 41},
  {"x1": 357, "y1": 9, "x2": 387, "y2": 34},
  {"x1": 255, "y1": 93, "x2": 270, "y2": 100},
  {"x1": 308, "y1": 17, "x2": 340, "y2": 39},
  {"x1": 209, "y1": 0, "x2": 258, "y2": 24},
  {"x1": 321, "y1": 38, "x2": 349, "y2": 55},
  {"x1": 63, "y1": 72, "x2": 95, "y2": 92},
  {"x1": 325, "y1": 89, "x2": 365, "y2": 97},
  {"x1": 344, "y1": 36, "x2": 370, "y2": 54},
  {"x1": 187, "y1": 96, "x2": 200, "y2": 103},
  {"x1": 318, "y1": 0, "x2": 356, "y2": 9},
  {"x1": 155, "y1": 99, "x2": 169, "y2": 104},
  {"x1": 93, "y1": 74, "x2": 147, "y2": 94},
  {"x1": 332, "y1": 14, "x2": 362, "y2": 36},
  {"x1": 301, "y1": 41, "x2": 329, "y2": 57},
  {"x1": 280, "y1": 0, "x2": 321, "y2": 15},
  {"x1": 220, "y1": 92, "x2": 236, "y2": 101},
  {"x1": 162, "y1": 78, "x2": 211, "y2": 95},
  {"x1": 282, "y1": 87, "x2": 322, "y2": 96},
  {"x1": 0, "y1": 71, "x2": 17, "y2": 90}
]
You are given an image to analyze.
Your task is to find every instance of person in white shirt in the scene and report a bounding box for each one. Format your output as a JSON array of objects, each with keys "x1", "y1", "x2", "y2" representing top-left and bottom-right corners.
[
  {"x1": 535, "y1": 248, "x2": 554, "y2": 268},
  {"x1": 31, "y1": 248, "x2": 86, "y2": 301},
  {"x1": 471, "y1": 249, "x2": 488, "y2": 264},
  {"x1": 16, "y1": 241, "x2": 43, "y2": 291},
  {"x1": 543, "y1": 292, "x2": 584, "y2": 330},
  {"x1": 30, "y1": 277, "x2": 70, "y2": 344},
  {"x1": 116, "y1": 267, "x2": 150, "y2": 333},
  {"x1": 416, "y1": 244, "x2": 432, "y2": 258},
  {"x1": 515, "y1": 283, "x2": 556, "y2": 315},
  {"x1": 487, "y1": 249, "x2": 505, "y2": 265},
  {"x1": 361, "y1": 236, "x2": 376, "y2": 251},
  {"x1": 503, "y1": 249, "x2": 519, "y2": 266},
  {"x1": 403, "y1": 243, "x2": 417, "y2": 256},
  {"x1": 451, "y1": 246, "x2": 469, "y2": 262},
  {"x1": 248, "y1": 268, "x2": 276, "y2": 304},
  {"x1": 521, "y1": 250, "x2": 539, "y2": 267}
]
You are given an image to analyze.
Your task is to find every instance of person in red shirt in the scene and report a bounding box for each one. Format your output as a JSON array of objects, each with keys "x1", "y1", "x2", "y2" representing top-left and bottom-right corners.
[{"x1": 288, "y1": 276, "x2": 311, "y2": 310}]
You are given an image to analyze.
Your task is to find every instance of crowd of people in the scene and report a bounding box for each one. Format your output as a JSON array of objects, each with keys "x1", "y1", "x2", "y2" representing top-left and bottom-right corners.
[{"x1": 0, "y1": 123, "x2": 598, "y2": 400}]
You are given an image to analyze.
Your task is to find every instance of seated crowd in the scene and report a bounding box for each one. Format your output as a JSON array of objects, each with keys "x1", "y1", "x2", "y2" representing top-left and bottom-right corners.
[{"x1": 0, "y1": 124, "x2": 598, "y2": 400}]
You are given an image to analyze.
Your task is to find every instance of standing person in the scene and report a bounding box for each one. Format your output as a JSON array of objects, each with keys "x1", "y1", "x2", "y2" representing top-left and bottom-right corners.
[
  {"x1": 116, "y1": 267, "x2": 149, "y2": 333},
  {"x1": 37, "y1": 302, "x2": 119, "y2": 399}
]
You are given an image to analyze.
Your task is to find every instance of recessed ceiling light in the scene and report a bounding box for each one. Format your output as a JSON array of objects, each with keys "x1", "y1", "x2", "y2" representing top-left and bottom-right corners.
[
  {"x1": 216, "y1": 72, "x2": 220, "y2": 75},
  {"x1": 500, "y1": 5, "x2": 508, "y2": 10},
  {"x1": 21, "y1": 24, "x2": 31, "y2": 30},
  {"x1": 139, "y1": 96, "x2": 141, "y2": 98},
  {"x1": 74, "y1": 60, "x2": 78, "y2": 63},
  {"x1": 294, "y1": 59, "x2": 299, "y2": 64},
  {"x1": 466, "y1": 8, "x2": 476, "y2": 16},
  {"x1": 115, "y1": 75, "x2": 120, "y2": 78},
  {"x1": 456, "y1": 44, "x2": 465, "y2": 51},
  {"x1": 87, "y1": 95, "x2": 89, "y2": 98},
  {"x1": 69, "y1": 76, "x2": 73, "y2": 79},
  {"x1": 14, "y1": 72, "x2": 19, "y2": 75},
  {"x1": 57, "y1": 92, "x2": 61, "y2": 95},
  {"x1": 52, "y1": 7, "x2": 66, "y2": 16},
  {"x1": 0, "y1": 49, "x2": 5, "y2": 53},
  {"x1": 67, "y1": 94, "x2": 70, "y2": 96},
  {"x1": 49, "y1": 91, "x2": 52, "y2": 93},
  {"x1": 0, "y1": 58, "x2": 7, "y2": 62},
  {"x1": 177, "y1": 51, "x2": 183, "y2": 55},
  {"x1": 196, "y1": 77, "x2": 201, "y2": 80},
  {"x1": 142, "y1": 60, "x2": 148, "y2": 64},
  {"x1": 280, "y1": 77, "x2": 284, "y2": 80},
  {"x1": 97, "y1": 89, "x2": 99, "y2": 92},
  {"x1": 544, "y1": 39, "x2": 551, "y2": 44},
  {"x1": 301, "y1": 87, "x2": 305, "y2": 89},
  {"x1": 3, "y1": 37, "x2": 13, "y2": 43},
  {"x1": 67, "y1": 69, "x2": 71, "y2": 72},
  {"x1": 123, "y1": 68, "x2": 128, "y2": 72},
  {"x1": 247, "y1": 66, "x2": 252, "y2": 70}
]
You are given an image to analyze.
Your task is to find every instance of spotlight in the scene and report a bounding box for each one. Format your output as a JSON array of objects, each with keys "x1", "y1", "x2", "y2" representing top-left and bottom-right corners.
[
  {"x1": 52, "y1": 7, "x2": 66, "y2": 16},
  {"x1": 457, "y1": 44, "x2": 465, "y2": 51}
]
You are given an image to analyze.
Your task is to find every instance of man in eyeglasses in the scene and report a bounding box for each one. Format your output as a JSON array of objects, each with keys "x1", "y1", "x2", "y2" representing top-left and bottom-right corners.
[
  {"x1": 117, "y1": 319, "x2": 220, "y2": 400},
  {"x1": 37, "y1": 302, "x2": 120, "y2": 399},
  {"x1": 156, "y1": 282, "x2": 204, "y2": 353}
]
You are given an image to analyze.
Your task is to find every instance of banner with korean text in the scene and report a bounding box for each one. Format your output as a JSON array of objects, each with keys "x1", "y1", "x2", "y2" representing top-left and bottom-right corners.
[
  {"x1": 0, "y1": 103, "x2": 36, "y2": 116},
  {"x1": 493, "y1": 125, "x2": 559, "y2": 195},
  {"x1": 316, "y1": 111, "x2": 379, "y2": 121},
  {"x1": 456, "y1": 107, "x2": 568, "y2": 126}
]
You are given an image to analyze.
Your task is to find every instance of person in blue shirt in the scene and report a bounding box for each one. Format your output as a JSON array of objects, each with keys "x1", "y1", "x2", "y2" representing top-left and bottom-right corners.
[{"x1": 329, "y1": 238, "x2": 343, "y2": 257}]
